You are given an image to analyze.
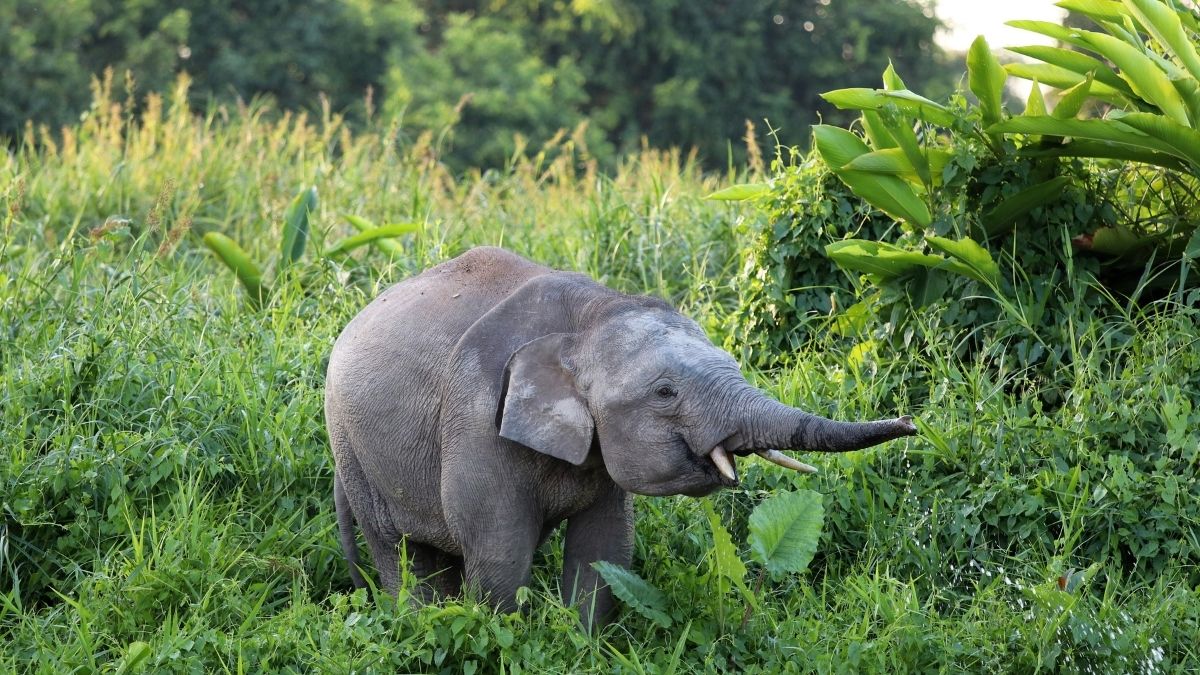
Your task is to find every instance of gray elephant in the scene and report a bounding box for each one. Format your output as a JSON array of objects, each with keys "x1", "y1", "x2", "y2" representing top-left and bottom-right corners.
[{"x1": 324, "y1": 246, "x2": 916, "y2": 628}]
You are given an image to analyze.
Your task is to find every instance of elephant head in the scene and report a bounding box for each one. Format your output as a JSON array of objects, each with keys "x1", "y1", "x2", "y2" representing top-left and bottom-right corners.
[{"x1": 498, "y1": 289, "x2": 916, "y2": 497}]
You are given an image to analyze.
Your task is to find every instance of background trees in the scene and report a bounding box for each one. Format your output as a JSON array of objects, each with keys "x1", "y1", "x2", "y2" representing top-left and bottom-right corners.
[{"x1": 0, "y1": 0, "x2": 956, "y2": 168}]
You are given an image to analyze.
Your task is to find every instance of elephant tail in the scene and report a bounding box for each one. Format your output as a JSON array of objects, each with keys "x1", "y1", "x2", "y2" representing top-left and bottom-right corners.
[{"x1": 334, "y1": 473, "x2": 367, "y2": 589}]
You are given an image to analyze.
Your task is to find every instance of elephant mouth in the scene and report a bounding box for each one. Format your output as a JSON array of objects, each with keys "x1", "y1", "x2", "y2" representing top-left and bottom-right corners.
[{"x1": 699, "y1": 440, "x2": 819, "y2": 488}]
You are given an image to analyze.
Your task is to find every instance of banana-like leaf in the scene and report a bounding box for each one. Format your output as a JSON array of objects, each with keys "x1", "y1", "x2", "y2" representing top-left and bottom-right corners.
[
  {"x1": 813, "y1": 126, "x2": 932, "y2": 226},
  {"x1": 1107, "y1": 111, "x2": 1200, "y2": 169},
  {"x1": 1076, "y1": 31, "x2": 1191, "y2": 124},
  {"x1": 842, "y1": 148, "x2": 953, "y2": 187},
  {"x1": 861, "y1": 111, "x2": 899, "y2": 150},
  {"x1": 889, "y1": 111, "x2": 933, "y2": 187},
  {"x1": 1004, "y1": 63, "x2": 1132, "y2": 107},
  {"x1": 1057, "y1": 0, "x2": 1126, "y2": 21},
  {"x1": 704, "y1": 183, "x2": 770, "y2": 201},
  {"x1": 982, "y1": 176, "x2": 1072, "y2": 236},
  {"x1": 1054, "y1": 73, "x2": 1095, "y2": 119},
  {"x1": 203, "y1": 232, "x2": 269, "y2": 308},
  {"x1": 1026, "y1": 79, "x2": 1048, "y2": 116},
  {"x1": 1018, "y1": 139, "x2": 1188, "y2": 172},
  {"x1": 325, "y1": 223, "x2": 419, "y2": 258},
  {"x1": 825, "y1": 239, "x2": 979, "y2": 282},
  {"x1": 279, "y1": 186, "x2": 317, "y2": 274},
  {"x1": 1124, "y1": 0, "x2": 1200, "y2": 82},
  {"x1": 1006, "y1": 45, "x2": 1134, "y2": 96},
  {"x1": 969, "y1": 36, "x2": 1008, "y2": 127},
  {"x1": 989, "y1": 115, "x2": 1185, "y2": 159},
  {"x1": 820, "y1": 89, "x2": 956, "y2": 126},
  {"x1": 344, "y1": 214, "x2": 406, "y2": 256},
  {"x1": 926, "y1": 236, "x2": 1001, "y2": 285},
  {"x1": 1007, "y1": 20, "x2": 1093, "y2": 50},
  {"x1": 882, "y1": 62, "x2": 907, "y2": 91}
]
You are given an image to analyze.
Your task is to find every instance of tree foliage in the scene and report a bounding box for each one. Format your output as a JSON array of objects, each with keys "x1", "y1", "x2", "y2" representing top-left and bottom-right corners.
[{"x1": 0, "y1": 0, "x2": 956, "y2": 168}]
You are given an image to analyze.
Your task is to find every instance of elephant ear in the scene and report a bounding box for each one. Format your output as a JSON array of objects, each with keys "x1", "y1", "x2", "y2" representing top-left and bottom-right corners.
[{"x1": 498, "y1": 333, "x2": 594, "y2": 465}]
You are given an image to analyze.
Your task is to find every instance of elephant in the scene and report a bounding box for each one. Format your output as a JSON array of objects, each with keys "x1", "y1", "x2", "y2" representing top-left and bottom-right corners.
[{"x1": 324, "y1": 246, "x2": 916, "y2": 628}]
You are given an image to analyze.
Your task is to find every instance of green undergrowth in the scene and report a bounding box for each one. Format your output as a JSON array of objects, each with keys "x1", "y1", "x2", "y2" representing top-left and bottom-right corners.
[{"x1": 2, "y1": 85, "x2": 1198, "y2": 672}]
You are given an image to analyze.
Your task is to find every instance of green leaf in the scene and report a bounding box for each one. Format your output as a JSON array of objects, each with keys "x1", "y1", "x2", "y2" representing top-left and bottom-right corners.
[
  {"x1": 324, "y1": 224, "x2": 419, "y2": 258},
  {"x1": 279, "y1": 186, "x2": 317, "y2": 273},
  {"x1": 1026, "y1": 79, "x2": 1047, "y2": 116},
  {"x1": 1075, "y1": 225, "x2": 1155, "y2": 254},
  {"x1": 748, "y1": 490, "x2": 825, "y2": 577},
  {"x1": 989, "y1": 116, "x2": 1185, "y2": 159},
  {"x1": 1126, "y1": 0, "x2": 1200, "y2": 81},
  {"x1": 344, "y1": 214, "x2": 406, "y2": 256},
  {"x1": 203, "y1": 232, "x2": 269, "y2": 308},
  {"x1": 825, "y1": 240, "x2": 943, "y2": 281},
  {"x1": 704, "y1": 183, "x2": 770, "y2": 201},
  {"x1": 983, "y1": 176, "x2": 1072, "y2": 236},
  {"x1": 926, "y1": 236, "x2": 1001, "y2": 285},
  {"x1": 1007, "y1": 20, "x2": 1092, "y2": 49},
  {"x1": 842, "y1": 148, "x2": 953, "y2": 186},
  {"x1": 591, "y1": 561, "x2": 672, "y2": 628},
  {"x1": 1003, "y1": 63, "x2": 1131, "y2": 106},
  {"x1": 1107, "y1": 111, "x2": 1200, "y2": 170},
  {"x1": 115, "y1": 641, "x2": 151, "y2": 675},
  {"x1": 1075, "y1": 31, "x2": 1191, "y2": 124},
  {"x1": 813, "y1": 126, "x2": 932, "y2": 226},
  {"x1": 1057, "y1": 0, "x2": 1126, "y2": 21},
  {"x1": 882, "y1": 62, "x2": 906, "y2": 91},
  {"x1": 1054, "y1": 72, "x2": 1095, "y2": 118},
  {"x1": 1018, "y1": 140, "x2": 1188, "y2": 172},
  {"x1": 819, "y1": 89, "x2": 956, "y2": 126},
  {"x1": 1006, "y1": 45, "x2": 1134, "y2": 96},
  {"x1": 861, "y1": 111, "x2": 899, "y2": 149},
  {"x1": 968, "y1": 36, "x2": 1008, "y2": 127},
  {"x1": 702, "y1": 500, "x2": 758, "y2": 610}
]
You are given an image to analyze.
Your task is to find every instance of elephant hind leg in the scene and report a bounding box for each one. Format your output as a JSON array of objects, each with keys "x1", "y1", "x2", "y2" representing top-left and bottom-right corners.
[
  {"x1": 406, "y1": 542, "x2": 464, "y2": 602},
  {"x1": 334, "y1": 473, "x2": 367, "y2": 589}
]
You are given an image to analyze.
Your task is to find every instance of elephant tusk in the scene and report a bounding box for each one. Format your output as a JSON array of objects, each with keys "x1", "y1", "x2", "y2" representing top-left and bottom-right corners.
[
  {"x1": 709, "y1": 445, "x2": 737, "y2": 483},
  {"x1": 756, "y1": 449, "x2": 818, "y2": 474}
]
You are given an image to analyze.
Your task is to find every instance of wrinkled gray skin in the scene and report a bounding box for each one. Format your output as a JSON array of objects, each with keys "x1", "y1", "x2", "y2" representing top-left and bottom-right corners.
[{"x1": 325, "y1": 247, "x2": 916, "y2": 629}]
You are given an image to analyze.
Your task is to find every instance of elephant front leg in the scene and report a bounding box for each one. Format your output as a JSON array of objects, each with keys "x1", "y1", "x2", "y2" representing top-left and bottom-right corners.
[
  {"x1": 562, "y1": 486, "x2": 633, "y2": 631},
  {"x1": 454, "y1": 501, "x2": 542, "y2": 615}
]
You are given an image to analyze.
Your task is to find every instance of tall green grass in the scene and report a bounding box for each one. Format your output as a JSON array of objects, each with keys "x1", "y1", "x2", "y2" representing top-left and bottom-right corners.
[{"x1": 2, "y1": 77, "x2": 1197, "y2": 672}]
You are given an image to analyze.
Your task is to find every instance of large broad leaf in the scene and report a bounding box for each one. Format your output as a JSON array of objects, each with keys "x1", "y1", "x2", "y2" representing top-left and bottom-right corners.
[
  {"x1": 861, "y1": 111, "x2": 899, "y2": 150},
  {"x1": 748, "y1": 490, "x2": 825, "y2": 577},
  {"x1": 1006, "y1": 45, "x2": 1133, "y2": 96},
  {"x1": 969, "y1": 36, "x2": 1008, "y2": 127},
  {"x1": 820, "y1": 89, "x2": 956, "y2": 126},
  {"x1": 1108, "y1": 111, "x2": 1200, "y2": 170},
  {"x1": 842, "y1": 148, "x2": 953, "y2": 187},
  {"x1": 704, "y1": 183, "x2": 770, "y2": 201},
  {"x1": 1124, "y1": 0, "x2": 1200, "y2": 82},
  {"x1": 989, "y1": 116, "x2": 1185, "y2": 159},
  {"x1": 1004, "y1": 63, "x2": 1132, "y2": 106},
  {"x1": 1057, "y1": 0, "x2": 1126, "y2": 22},
  {"x1": 882, "y1": 62, "x2": 907, "y2": 91},
  {"x1": 1075, "y1": 31, "x2": 1191, "y2": 124},
  {"x1": 202, "y1": 232, "x2": 269, "y2": 308},
  {"x1": 1026, "y1": 79, "x2": 1048, "y2": 117},
  {"x1": 279, "y1": 186, "x2": 317, "y2": 273},
  {"x1": 983, "y1": 176, "x2": 1072, "y2": 236},
  {"x1": 813, "y1": 126, "x2": 932, "y2": 226},
  {"x1": 1008, "y1": 20, "x2": 1093, "y2": 49},
  {"x1": 324, "y1": 223, "x2": 419, "y2": 258},
  {"x1": 1072, "y1": 225, "x2": 1157, "y2": 255},
  {"x1": 591, "y1": 561, "x2": 672, "y2": 628},
  {"x1": 826, "y1": 239, "x2": 986, "y2": 283},
  {"x1": 926, "y1": 236, "x2": 1001, "y2": 286},
  {"x1": 1054, "y1": 73, "x2": 1095, "y2": 119},
  {"x1": 1018, "y1": 140, "x2": 1188, "y2": 172}
]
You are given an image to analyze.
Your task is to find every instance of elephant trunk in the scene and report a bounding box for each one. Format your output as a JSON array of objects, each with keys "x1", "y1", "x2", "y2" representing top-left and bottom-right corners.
[{"x1": 738, "y1": 393, "x2": 917, "y2": 456}]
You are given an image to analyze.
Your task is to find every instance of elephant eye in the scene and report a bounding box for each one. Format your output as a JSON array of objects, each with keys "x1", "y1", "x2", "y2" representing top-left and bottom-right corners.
[{"x1": 656, "y1": 385, "x2": 678, "y2": 399}]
